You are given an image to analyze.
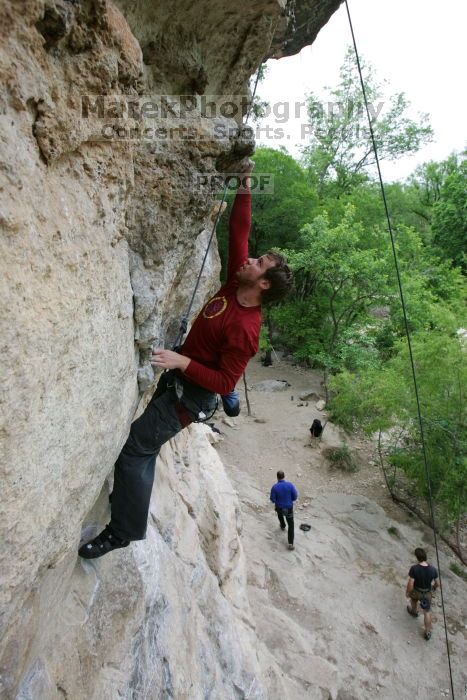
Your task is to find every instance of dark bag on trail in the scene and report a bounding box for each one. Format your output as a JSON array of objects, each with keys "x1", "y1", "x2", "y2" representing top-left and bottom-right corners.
[{"x1": 310, "y1": 419, "x2": 323, "y2": 437}]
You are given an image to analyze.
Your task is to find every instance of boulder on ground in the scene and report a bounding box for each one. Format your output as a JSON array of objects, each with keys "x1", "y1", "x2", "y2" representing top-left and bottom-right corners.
[
  {"x1": 251, "y1": 380, "x2": 290, "y2": 392},
  {"x1": 299, "y1": 391, "x2": 320, "y2": 401}
]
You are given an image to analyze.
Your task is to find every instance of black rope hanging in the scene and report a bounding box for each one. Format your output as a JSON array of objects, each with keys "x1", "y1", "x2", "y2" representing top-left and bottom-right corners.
[{"x1": 344, "y1": 1, "x2": 456, "y2": 697}]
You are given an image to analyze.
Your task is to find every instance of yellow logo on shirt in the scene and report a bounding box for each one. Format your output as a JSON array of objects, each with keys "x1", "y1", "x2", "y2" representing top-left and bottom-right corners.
[{"x1": 203, "y1": 296, "x2": 228, "y2": 319}]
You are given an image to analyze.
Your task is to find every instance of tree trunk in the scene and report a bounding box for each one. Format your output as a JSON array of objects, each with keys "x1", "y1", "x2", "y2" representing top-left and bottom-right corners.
[
  {"x1": 242, "y1": 372, "x2": 252, "y2": 417},
  {"x1": 262, "y1": 349, "x2": 273, "y2": 367}
]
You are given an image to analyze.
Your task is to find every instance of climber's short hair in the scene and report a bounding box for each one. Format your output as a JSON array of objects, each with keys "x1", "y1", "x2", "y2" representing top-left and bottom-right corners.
[
  {"x1": 277, "y1": 470, "x2": 285, "y2": 480},
  {"x1": 261, "y1": 251, "x2": 293, "y2": 304},
  {"x1": 415, "y1": 547, "x2": 427, "y2": 562}
]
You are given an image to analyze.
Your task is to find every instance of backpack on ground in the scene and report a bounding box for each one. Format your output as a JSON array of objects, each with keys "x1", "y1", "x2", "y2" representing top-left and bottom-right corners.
[{"x1": 310, "y1": 419, "x2": 323, "y2": 438}]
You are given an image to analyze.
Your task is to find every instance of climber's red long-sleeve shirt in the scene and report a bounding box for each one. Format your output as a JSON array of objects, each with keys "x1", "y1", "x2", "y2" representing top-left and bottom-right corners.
[{"x1": 180, "y1": 188, "x2": 261, "y2": 394}]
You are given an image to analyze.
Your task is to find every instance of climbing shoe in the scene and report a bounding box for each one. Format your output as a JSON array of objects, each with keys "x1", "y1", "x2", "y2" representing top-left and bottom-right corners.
[
  {"x1": 424, "y1": 631, "x2": 431, "y2": 641},
  {"x1": 79, "y1": 526, "x2": 130, "y2": 559},
  {"x1": 288, "y1": 544, "x2": 295, "y2": 551},
  {"x1": 406, "y1": 605, "x2": 419, "y2": 618}
]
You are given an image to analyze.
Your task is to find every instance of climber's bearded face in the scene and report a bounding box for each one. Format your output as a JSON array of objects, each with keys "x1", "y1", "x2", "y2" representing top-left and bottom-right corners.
[{"x1": 236, "y1": 254, "x2": 276, "y2": 286}]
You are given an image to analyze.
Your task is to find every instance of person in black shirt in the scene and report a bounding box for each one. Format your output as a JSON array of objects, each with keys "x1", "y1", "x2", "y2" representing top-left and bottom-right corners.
[{"x1": 406, "y1": 547, "x2": 439, "y2": 640}]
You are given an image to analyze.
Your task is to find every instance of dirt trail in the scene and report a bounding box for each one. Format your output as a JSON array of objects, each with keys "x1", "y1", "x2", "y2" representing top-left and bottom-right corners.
[{"x1": 214, "y1": 357, "x2": 467, "y2": 700}]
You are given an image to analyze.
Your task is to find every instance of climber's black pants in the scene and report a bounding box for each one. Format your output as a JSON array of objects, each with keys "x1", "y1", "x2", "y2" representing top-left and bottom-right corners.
[
  {"x1": 109, "y1": 371, "x2": 217, "y2": 540},
  {"x1": 276, "y1": 507, "x2": 294, "y2": 545},
  {"x1": 109, "y1": 381, "x2": 185, "y2": 540}
]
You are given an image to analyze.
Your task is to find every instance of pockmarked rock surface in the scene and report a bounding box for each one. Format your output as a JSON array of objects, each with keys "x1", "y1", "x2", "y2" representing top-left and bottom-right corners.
[
  {"x1": 0, "y1": 0, "x2": 342, "y2": 696},
  {"x1": 13, "y1": 426, "x2": 264, "y2": 699}
]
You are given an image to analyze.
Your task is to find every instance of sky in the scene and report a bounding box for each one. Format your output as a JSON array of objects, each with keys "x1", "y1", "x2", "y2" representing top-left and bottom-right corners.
[{"x1": 254, "y1": 0, "x2": 467, "y2": 181}]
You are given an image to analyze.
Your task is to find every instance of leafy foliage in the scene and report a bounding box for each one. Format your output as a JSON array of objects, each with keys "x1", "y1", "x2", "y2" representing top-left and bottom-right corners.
[
  {"x1": 301, "y1": 47, "x2": 433, "y2": 193},
  {"x1": 324, "y1": 445, "x2": 359, "y2": 473},
  {"x1": 431, "y1": 158, "x2": 467, "y2": 270},
  {"x1": 277, "y1": 206, "x2": 389, "y2": 370},
  {"x1": 328, "y1": 332, "x2": 466, "y2": 526},
  {"x1": 248, "y1": 63, "x2": 270, "y2": 123}
]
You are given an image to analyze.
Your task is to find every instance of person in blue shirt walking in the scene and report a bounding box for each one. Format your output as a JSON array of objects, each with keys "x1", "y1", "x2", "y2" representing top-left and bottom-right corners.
[{"x1": 270, "y1": 470, "x2": 298, "y2": 550}]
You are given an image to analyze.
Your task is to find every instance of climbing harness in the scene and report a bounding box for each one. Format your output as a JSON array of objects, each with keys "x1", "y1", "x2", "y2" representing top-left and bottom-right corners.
[
  {"x1": 158, "y1": 369, "x2": 219, "y2": 424},
  {"x1": 345, "y1": 2, "x2": 455, "y2": 695}
]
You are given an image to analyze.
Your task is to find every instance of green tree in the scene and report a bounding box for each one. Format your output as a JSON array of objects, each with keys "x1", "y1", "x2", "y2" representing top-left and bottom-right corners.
[
  {"x1": 276, "y1": 206, "x2": 390, "y2": 369},
  {"x1": 431, "y1": 158, "x2": 467, "y2": 270},
  {"x1": 313, "y1": 180, "x2": 432, "y2": 241},
  {"x1": 329, "y1": 330, "x2": 466, "y2": 528},
  {"x1": 376, "y1": 222, "x2": 466, "y2": 340},
  {"x1": 408, "y1": 155, "x2": 459, "y2": 209},
  {"x1": 302, "y1": 47, "x2": 433, "y2": 193},
  {"x1": 404, "y1": 154, "x2": 461, "y2": 244},
  {"x1": 249, "y1": 63, "x2": 270, "y2": 122}
]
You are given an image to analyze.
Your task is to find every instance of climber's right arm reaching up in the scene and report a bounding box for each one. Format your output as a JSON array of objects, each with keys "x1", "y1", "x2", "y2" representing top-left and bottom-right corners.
[{"x1": 226, "y1": 161, "x2": 253, "y2": 282}]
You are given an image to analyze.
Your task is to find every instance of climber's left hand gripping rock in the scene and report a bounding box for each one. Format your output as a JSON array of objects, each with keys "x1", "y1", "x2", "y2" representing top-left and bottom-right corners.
[{"x1": 150, "y1": 348, "x2": 191, "y2": 372}]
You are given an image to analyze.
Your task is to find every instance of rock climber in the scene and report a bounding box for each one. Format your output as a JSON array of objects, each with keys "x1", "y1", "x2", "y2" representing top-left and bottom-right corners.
[
  {"x1": 406, "y1": 547, "x2": 439, "y2": 640},
  {"x1": 79, "y1": 160, "x2": 293, "y2": 559},
  {"x1": 270, "y1": 470, "x2": 298, "y2": 551}
]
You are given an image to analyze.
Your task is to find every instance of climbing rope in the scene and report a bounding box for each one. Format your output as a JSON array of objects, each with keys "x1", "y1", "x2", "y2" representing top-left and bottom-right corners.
[
  {"x1": 170, "y1": 179, "x2": 229, "y2": 350},
  {"x1": 344, "y1": 2, "x2": 456, "y2": 696}
]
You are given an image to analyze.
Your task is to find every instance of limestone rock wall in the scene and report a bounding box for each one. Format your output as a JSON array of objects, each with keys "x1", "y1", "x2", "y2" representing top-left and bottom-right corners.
[
  {"x1": 0, "y1": 0, "x2": 341, "y2": 696},
  {"x1": 13, "y1": 427, "x2": 263, "y2": 699}
]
